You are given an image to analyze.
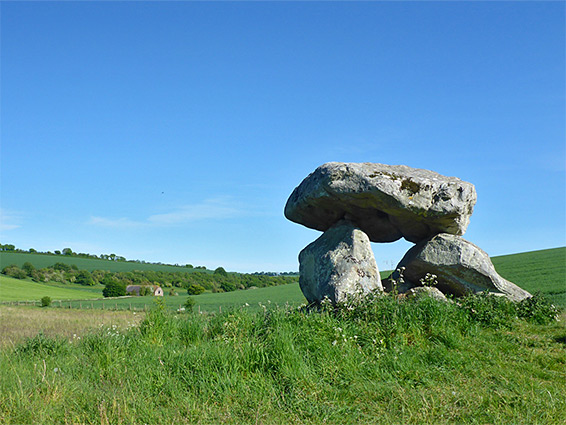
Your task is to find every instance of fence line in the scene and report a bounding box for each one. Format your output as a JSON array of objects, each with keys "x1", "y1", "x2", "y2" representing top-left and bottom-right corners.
[{"x1": 0, "y1": 300, "x2": 150, "y2": 312}]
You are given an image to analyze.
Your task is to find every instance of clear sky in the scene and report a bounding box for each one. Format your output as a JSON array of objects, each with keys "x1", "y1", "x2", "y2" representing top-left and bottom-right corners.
[{"x1": 1, "y1": 1, "x2": 564, "y2": 273}]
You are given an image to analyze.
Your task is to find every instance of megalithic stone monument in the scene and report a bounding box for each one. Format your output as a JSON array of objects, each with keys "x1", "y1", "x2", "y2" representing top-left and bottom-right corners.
[{"x1": 285, "y1": 162, "x2": 531, "y2": 304}]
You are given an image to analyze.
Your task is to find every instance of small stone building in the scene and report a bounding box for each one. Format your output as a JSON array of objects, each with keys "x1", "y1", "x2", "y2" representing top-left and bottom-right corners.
[{"x1": 126, "y1": 285, "x2": 164, "y2": 297}]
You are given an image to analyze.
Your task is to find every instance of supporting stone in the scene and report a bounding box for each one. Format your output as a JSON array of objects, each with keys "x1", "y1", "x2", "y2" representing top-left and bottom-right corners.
[
  {"x1": 299, "y1": 220, "x2": 383, "y2": 304},
  {"x1": 392, "y1": 233, "x2": 531, "y2": 301}
]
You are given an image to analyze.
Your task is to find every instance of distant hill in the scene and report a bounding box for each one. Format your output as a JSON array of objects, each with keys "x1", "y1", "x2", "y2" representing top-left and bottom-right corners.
[
  {"x1": 0, "y1": 251, "x2": 212, "y2": 274},
  {"x1": 491, "y1": 246, "x2": 565, "y2": 307},
  {"x1": 1, "y1": 246, "x2": 564, "y2": 308}
]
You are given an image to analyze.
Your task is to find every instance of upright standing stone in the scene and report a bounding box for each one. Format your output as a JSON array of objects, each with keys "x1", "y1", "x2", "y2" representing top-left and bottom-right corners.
[{"x1": 299, "y1": 220, "x2": 383, "y2": 304}]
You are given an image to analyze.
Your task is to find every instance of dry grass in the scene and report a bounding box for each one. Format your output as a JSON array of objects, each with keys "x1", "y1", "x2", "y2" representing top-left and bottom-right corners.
[{"x1": 0, "y1": 306, "x2": 145, "y2": 350}]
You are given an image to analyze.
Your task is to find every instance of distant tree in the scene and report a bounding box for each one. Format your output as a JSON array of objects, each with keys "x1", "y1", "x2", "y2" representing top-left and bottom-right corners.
[
  {"x1": 62, "y1": 248, "x2": 73, "y2": 256},
  {"x1": 102, "y1": 281, "x2": 126, "y2": 298},
  {"x1": 22, "y1": 262, "x2": 36, "y2": 276},
  {"x1": 2, "y1": 265, "x2": 27, "y2": 279},
  {"x1": 100, "y1": 274, "x2": 118, "y2": 286},
  {"x1": 91, "y1": 270, "x2": 106, "y2": 283},
  {"x1": 54, "y1": 250, "x2": 61, "y2": 255},
  {"x1": 31, "y1": 270, "x2": 45, "y2": 283},
  {"x1": 75, "y1": 270, "x2": 95, "y2": 286},
  {"x1": 53, "y1": 262, "x2": 72, "y2": 272},
  {"x1": 187, "y1": 284, "x2": 205, "y2": 295},
  {"x1": 29, "y1": 248, "x2": 37, "y2": 253},
  {"x1": 40, "y1": 296, "x2": 52, "y2": 307},
  {"x1": 220, "y1": 279, "x2": 236, "y2": 292},
  {"x1": 214, "y1": 267, "x2": 228, "y2": 276}
]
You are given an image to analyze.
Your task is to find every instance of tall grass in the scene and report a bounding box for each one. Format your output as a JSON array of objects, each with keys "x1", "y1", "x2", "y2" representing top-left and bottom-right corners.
[
  {"x1": 0, "y1": 306, "x2": 143, "y2": 349},
  {"x1": 1, "y1": 294, "x2": 564, "y2": 424}
]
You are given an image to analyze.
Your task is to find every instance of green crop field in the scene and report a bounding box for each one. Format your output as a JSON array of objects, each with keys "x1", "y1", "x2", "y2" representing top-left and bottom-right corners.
[
  {"x1": 0, "y1": 276, "x2": 102, "y2": 302},
  {"x1": 50, "y1": 282, "x2": 306, "y2": 313},
  {"x1": 491, "y1": 247, "x2": 566, "y2": 306},
  {"x1": 0, "y1": 251, "x2": 211, "y2": 274}
]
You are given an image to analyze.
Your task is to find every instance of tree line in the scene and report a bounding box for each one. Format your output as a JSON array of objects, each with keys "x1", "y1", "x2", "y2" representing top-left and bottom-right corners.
[
  {"x1": 0, "y1": 243, "x2": 205, "y2": 269},
  {"x1": 1, "y1": 262, "x2": 299, "y2": 297}
]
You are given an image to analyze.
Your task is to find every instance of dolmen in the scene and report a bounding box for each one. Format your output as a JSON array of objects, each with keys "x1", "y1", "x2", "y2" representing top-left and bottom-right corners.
[{"x1": 285, "y1": 162, "x2": 531, "y2": 305}]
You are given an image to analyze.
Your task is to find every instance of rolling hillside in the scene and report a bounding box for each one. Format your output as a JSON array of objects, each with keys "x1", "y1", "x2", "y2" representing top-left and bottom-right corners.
[
  {"x1": 2, "y1": 247, "x2": 564, "y2": 310},
  {"x1": 0, "y1": 276, "x2": 102, "y2": 302},
  {"x1": 491, "y1": 247, "x2": 566, "y2": 307},
  {"x1": 0, "y1": 251, "x2": 211, "y2": 274}
]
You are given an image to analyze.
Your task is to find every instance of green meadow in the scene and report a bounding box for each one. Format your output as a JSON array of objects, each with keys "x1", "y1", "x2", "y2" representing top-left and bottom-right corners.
[
  {"x1": 0, "y1": 251, "x2": 210, "y2": 274},
  {"x1": 0, "y1": 277, "x2": 305, "y2": 313},
  {"x1": 2, "y1": 247, "x2": 565, "y2": 310},
  {"x1": 1, "y1": 289, "x2": 564, "y2": 424},
  {"x1": 492, "y1": 247, "x2": 566, "y2": 307},
  {"x1": 0, "y1": 276, "x2": 102, "y2": 302},
  {"x1": 1, "y1": 246, "x2": 565, "y2": 424}
]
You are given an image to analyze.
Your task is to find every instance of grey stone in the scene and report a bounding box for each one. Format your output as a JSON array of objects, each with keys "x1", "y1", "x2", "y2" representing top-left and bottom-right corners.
[
  {"x1": 299, "y1": 219, "x2": 383, "y2": 304},
  {"x1": 393, "y1": 233, "x2": 531, "y2": 301},
  {"x1": 285, "y1": 162, "x2": 477, "y2": 243},
  {"x1": 405, "y1": 286, "x2": 449, "y2": 302}
]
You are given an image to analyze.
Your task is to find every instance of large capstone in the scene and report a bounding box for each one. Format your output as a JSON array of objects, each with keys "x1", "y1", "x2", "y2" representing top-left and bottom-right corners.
[
  {"x1": 299, "y1": 219, "x2": 383, "y2": 304},
  {"x1": 285, "y1": 162, "x2": 477, "y2": 243},
  {"x1": 393, "y1": 233, "x2": 532, "y2": 301}
]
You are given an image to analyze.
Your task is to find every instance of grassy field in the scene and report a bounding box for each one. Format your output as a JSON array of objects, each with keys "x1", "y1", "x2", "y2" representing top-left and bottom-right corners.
[
  {"x1": 492, "y1": 247, "x2": 566, "y2": 307},
  {"x1": 0, "y1": 306, "x2": 143, "y2": 350},
  {"x1": 8, "y1": 282, "x2": 308, "y2": 313},
  {"x1": 0, "y1": 247, "x2": 564, "y2": 424},
  {"x1": 0, "y1": 275, "x2": 102, "y2": 302},
  {"x1": 0, "y1": 251, "x2": 211, "y2": 274},
  {"x1": 2, "y1": 247, "x2": 564, "y2": 313},
  {"x1": 0, "y1": 293, "x2": 564, "y2": 424}
]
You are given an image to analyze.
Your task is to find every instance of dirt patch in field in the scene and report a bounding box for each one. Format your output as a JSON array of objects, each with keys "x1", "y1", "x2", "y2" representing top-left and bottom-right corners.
[{"x1": 0, "y1": 306, "x2": 145, "y2": 350}]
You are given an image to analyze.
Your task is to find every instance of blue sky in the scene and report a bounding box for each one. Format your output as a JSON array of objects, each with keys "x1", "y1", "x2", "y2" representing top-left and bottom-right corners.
[{"x1": 1, "y1": 1, "x2": 564, "y2": 273}]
